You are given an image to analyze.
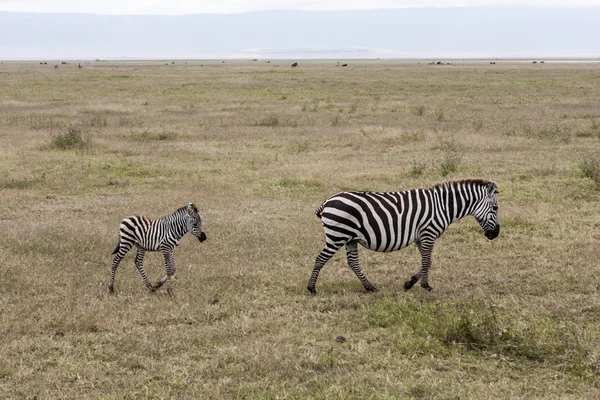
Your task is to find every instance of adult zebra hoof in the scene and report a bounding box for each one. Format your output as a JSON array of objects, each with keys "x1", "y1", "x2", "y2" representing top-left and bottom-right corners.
[
  {"x1": 108, "y1": 286, "x2": 115, "y2": 295},
  {"x1": 404, "y1": 276, "x2": 418, "y2": 291},
  {"x1": 307, "y1": 286, "x2": 317, "y2": 295},
  {"x1": 421, "y1": 283, "x2": 434, "y2": 291},
  {"x1": 365, "y1": 285, "x2": 378, "y2": 292}
]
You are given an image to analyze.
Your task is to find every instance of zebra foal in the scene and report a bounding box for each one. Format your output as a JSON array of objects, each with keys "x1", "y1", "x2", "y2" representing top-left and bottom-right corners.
[
  {"x1": 307, "y1": 179, "x2": 500, "y2": 294},
  {"x1": 109, "y1": 203, "x2": 207, "y2": 295}
]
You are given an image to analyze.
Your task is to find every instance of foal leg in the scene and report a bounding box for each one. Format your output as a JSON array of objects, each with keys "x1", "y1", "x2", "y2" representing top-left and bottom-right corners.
[
  {"x1": 345, "y1": 242, "x2": 377, "y2": 292},
  {"x1": 155, "y1": 249, "x2": 176, "y2": 295},
  {"x1": 134, "y1": 248, "x2": 154, "y2": 291}
]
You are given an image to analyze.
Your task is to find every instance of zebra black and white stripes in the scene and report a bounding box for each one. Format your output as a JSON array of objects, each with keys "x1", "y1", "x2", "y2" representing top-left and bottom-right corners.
[
  {"x1": 109, "y1": 203, "x2": 206, "y2": 295},
  {"x1": 307, "y1": 179, "x2": 500, "y2": 294}
]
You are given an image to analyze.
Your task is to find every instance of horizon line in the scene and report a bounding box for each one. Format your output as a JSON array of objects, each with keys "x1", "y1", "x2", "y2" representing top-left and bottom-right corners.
[{"x1": 1, "y1": 5, "x2": 600, "y2": 17}]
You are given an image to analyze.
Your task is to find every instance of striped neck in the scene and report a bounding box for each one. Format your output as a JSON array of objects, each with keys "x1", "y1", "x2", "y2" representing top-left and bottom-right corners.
[
  {"x1": 158, "y1": 207, "x2": 189, "y2": 240},
  {"x1": 432, "y1": 180, "x2": 488, "y2": 224}
]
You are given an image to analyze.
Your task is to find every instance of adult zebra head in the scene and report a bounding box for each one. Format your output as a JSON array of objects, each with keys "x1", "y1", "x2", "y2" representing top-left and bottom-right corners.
[
  {"x1": 472, "y1": 181, "x2": 500, "y2": 240},
  {"x1": 186, "y1": 203, "x2": 207, "y2": 242}
]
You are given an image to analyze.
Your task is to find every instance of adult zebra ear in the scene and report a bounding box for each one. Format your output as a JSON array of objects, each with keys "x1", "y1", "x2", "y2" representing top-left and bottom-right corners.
[{"x1": 487, "y1": 181, "x2": 498, "y2": 195}]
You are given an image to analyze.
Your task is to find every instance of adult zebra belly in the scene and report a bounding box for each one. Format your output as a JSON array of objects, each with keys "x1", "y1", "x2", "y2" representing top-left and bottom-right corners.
[{"x1": 321, "y1": 207, "x2": 415, "y2": 252}]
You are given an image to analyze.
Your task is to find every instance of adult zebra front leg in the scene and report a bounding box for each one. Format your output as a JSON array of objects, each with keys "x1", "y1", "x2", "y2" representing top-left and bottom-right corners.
[
  {"x1": 155, "y1": 249, "x2": 176, "y2": 295},
  {"x1": 134, "y1": 248, "x2": 154, "y2": 292},
  {"x1": 404, "y1": 238, "x2": 435, "y2": 291},
  {"x1": 345, "y1": 242, "x2": 377, "y2": 292}
]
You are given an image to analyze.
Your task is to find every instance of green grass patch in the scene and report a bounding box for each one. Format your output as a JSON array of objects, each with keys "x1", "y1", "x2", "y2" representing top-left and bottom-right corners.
[
  {"x1": 270, "y1": 178, "x2": 323, "y2": 191},
  {"x1": 367, "y1": 297, "x2": 599, "y2": 378},
  {"x1": 95, "y1": 161, "x2": 151, "y2": 178}
]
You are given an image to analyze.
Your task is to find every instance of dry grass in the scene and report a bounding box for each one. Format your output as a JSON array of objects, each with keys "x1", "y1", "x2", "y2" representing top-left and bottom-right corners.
[{"x1": 1, "y1": 59, "x2": 600, "y2": 398}]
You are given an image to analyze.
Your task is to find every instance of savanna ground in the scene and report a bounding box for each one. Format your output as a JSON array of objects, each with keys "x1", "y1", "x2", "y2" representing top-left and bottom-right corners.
[{"x1": 1, "y1": 59, "x2": 600, "y2": 399}]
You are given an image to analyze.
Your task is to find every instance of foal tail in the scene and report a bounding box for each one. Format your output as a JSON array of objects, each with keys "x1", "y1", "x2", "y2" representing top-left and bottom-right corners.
[{"x1": 315, "y1": 203, "x2": 326, "y2": 219}]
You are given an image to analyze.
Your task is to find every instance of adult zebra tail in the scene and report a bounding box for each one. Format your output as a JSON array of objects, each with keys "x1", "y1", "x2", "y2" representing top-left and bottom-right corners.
[
  {"x1": 315, "y1": 202, "x2": 326, "y2": 219},
  {"x1": 111, "y1": 238, "x2": 121, "y2": 255}
]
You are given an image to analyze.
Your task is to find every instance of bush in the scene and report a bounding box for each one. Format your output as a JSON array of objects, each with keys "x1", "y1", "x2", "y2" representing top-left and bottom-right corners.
[
  {"x1": 408, "y1": 159, "x2": 427, "y2": 177},
  {"x1": 579, "y1": 154, "x2": 600, "y2": 189},
  {"x1": 440, "y1": 152, "x2": 461, "y2": 177},
  {"x1": 50, "y1": 125, "x2": 91, "y2": 150}
]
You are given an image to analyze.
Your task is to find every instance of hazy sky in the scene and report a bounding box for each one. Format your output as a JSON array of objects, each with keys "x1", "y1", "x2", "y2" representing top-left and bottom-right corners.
[{"x1": 1, "y1": 0, "x2": 599, "y2": 14}]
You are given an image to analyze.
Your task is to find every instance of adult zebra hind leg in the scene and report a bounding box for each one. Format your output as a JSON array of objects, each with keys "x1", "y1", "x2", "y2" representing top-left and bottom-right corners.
[
  {"x1": 134, "y1": 248, "x2": 154, "y2": 291},
  {"x1": 108, "y1": 241, "x2": 133, "y2": 294},
  {"x1": 345, "y1": 242, "x2": 377, "y2": 292},
  {"x1": 307, "y1": 243, "x2": 343, "y2": 295}
]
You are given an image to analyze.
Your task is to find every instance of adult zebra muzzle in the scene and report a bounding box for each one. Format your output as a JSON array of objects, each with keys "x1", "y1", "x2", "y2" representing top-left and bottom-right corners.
[
  {"x1": 484, "y1": 226, "x2": 500, "y2": 240},
  {"x1": 198, "y1": 232, "x2": 207, "y2": 242}
]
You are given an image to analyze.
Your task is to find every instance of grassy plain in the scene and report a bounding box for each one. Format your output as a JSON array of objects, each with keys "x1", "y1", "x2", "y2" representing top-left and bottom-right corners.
[{"x1": 1, "y1": 59, "x2": 600, "y2": 399}]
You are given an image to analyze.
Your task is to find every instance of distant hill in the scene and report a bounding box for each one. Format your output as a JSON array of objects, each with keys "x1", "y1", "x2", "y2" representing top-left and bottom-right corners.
[{"x1": 1, "y1": 7, "x2": 599, "y2": 59}]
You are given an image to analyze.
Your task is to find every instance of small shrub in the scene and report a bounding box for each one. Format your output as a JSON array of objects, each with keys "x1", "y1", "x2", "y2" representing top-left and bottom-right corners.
[
  {"x1": 408, "y1": 159, "x2": 426, "y2": 177},
  {"x1": 436, "y1": 109, "x2": 446, "y2": 121},
  {"x1": 330, "y1": 115, "x2": 342, "y2": 127},
  {"x1": 579, "y1": 154, "x2": 600, "y2": 189},
  {"x1": 440, "y1": 152, "x2": 461, "y2": 176},
  {"x1": 50, "y1": 125, "x2": 91, "y2": 150}
]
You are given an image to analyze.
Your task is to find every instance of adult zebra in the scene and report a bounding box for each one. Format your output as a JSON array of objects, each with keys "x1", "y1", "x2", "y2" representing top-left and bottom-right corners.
[
  {"x1": 109, "y1": 203, "x2": 207, "y2": 295},
  {"x1": 307, "y1": 179, "x2": 499, "y2": 294}
]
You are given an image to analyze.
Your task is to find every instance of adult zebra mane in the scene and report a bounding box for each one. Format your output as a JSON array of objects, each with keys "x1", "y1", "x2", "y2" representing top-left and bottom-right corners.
[{"x1": 429, "y1": 178, "x2": 490, "y2": 191}]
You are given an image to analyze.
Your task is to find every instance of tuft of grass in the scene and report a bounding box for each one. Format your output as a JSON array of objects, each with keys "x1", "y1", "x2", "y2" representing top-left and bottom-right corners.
[
  {"x1": 415, "y1": 105, "x2": 426, "y2": 116},
  {"x1": 254, "y1": 115, "x2": 280, "y2": 127},
  {"x1": 49, "y1": 125, "x2": 91, "y2": 150},
  {"x1": 130, "y1": 131, "x2": 178, "y2": 141},
  {"x1": 330, "y1": 115, "x2": 342, "y2": 127}
]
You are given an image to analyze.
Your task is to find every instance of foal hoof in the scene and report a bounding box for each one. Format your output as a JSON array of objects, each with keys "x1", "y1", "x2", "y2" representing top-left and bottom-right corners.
[
  {"x1": 307, "y1": 286, "x2": 317, "y2": 295},
  {"x1": 365, "y1": 285, "x2": 378, "y2": 293}
]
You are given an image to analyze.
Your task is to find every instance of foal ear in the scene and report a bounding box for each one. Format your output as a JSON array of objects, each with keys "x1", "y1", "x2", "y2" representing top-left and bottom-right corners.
[
  {"x1": 187, "y1": 203, "x2": 196, "y2": 215},
  {"x1": 487, "y1": 181, "x2": 498, "y2": 195}
]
